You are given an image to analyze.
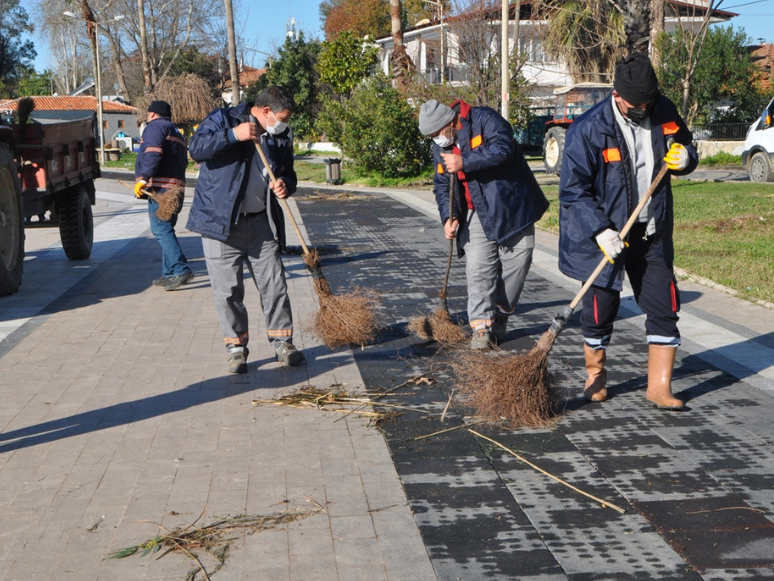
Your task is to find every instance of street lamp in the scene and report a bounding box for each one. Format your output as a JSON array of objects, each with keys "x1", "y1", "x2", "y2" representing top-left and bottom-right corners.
[
  {"x1": 422, "y1": 0, "x2": 445, "y2": 83},
  {"x1": 63, "y1": 11, "x2": 125, "y2": 165}
]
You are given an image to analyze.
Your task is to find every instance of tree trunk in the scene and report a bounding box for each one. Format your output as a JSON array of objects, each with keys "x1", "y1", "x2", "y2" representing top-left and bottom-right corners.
[
  {"x1": 622, "y1": 0, "x2": 652, "y2": 53},
  {"x1": 105, "y1": 31, "x2": 130, "y2": 98},
  {"x1": 137, "y1": 0, "x2": 152, "y2": 93},
  {"x1": 224, "y1": 0, "x2": 240, "y2": 105},
  {"x1": 390, "y1": 0, "x2": 407, "y2": 88},
  {"x1": 79, "y1": 0, "x2": 98, "y2": 92},
  {"x1": 650, "y1": 0, "x2": 665, "y2": 64}
]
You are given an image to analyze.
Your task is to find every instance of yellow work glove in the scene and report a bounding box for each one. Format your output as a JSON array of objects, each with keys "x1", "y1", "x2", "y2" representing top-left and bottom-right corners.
[
  {"x1": 134, "y1": 180, "x2": 148, "y2": 198},
  {"x1": 664, "y1": 142, "x2": 688, "y2": 171}
]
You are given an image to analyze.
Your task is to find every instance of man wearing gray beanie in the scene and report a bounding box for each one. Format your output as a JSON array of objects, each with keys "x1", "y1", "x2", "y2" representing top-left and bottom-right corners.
[
  {"x1": 418, "y1": 98, "x2": 549, "y2": 350},
  {"x1": 557, "y1": 51, "x2": 698, "y2": 410}
]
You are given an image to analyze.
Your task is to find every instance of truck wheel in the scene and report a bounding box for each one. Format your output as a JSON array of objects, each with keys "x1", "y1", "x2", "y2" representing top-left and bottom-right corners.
[
  {"x1": 748, "y1": 151, "x2": 774, "y2": 182},
  {"x1": 59, "y1": 185, "x2": 93, "y2": 260},
  {"x1": 0, "y1": 142, "x2": 24, "y2": 296},
  {"x1": 543, "y1": 127, "x2": 566, "y2": 175}
]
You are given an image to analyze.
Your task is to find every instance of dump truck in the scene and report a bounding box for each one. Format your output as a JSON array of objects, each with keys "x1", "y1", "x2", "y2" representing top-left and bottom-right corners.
[
  {"x1": 0, "y1": 110, "x2": 99, "y2": 296},
  {"x1": 543, "y1": 83, "x2": 613, "y2": 175}
]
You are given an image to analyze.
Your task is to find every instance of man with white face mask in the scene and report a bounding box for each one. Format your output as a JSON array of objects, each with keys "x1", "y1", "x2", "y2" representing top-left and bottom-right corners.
[
  {"x1": 188, "y1": 86, "x2": 304, "y2": 374},
  {"x1": 418, "y1": 99, "x2": 549, "y2": 349}
]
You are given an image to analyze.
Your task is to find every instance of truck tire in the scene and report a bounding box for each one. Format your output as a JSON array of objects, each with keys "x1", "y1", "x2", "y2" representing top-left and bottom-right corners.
[
  {"x1": 543, "y1": 127, "x2": 566, "y2": 175},
  {"x1": 748, "y1": 151, "x2": 774, "y2": 183},
  {"x1": 59, "y1": 185, "x2": 93, "y2": 260},
  {"x1": 0, "y1": 142, "x2": 24, "y2": 296}
]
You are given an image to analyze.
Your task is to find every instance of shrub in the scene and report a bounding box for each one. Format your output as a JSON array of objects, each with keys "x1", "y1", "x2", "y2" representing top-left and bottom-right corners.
[{"x1": 317, "y1": 76, "x2": 431, "y2": 178}]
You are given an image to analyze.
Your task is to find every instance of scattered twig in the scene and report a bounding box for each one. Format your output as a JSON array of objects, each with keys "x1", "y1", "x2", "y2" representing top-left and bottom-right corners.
[
  {"x1": 440, "y1": 389, "x2": 455, "y2": 422},
  {"x1": 107, "y1": 504, "x2": 324, "y2": 580},
  {"x1": 468, "y1": 430, "x2": 626, "y2": 514},
  {"x1": 414, "y1": 420, "x2": 486, "y2": 441}
]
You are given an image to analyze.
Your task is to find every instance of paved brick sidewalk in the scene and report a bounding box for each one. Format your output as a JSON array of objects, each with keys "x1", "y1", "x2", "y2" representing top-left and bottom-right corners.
[
  {"x1": 2, "y1": 177, "x2": 774, "y2": 581},
  {"x1": 0, "y1": 182, "x2": 434, "y2": 581}
]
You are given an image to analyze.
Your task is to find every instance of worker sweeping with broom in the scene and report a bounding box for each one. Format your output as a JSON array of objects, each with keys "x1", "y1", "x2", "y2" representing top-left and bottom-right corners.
[
  {"x1": 558, "y1": 52, "x2": 698, "y2": 409},
  {"x1": 417, "y1": 99, "x2": 549, "y2": 349},
  {"x1": 187, "y1": 86, "x2": 305, "y2": 374}
]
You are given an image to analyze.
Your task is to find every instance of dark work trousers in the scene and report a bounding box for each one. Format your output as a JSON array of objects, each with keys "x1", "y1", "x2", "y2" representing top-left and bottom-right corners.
[{"x1": 580, "y1": 223, "x2": 681, "y2": 349}]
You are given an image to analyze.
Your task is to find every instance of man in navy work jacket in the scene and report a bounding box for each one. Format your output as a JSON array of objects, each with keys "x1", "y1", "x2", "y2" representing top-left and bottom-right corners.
[
  {"x1": 418, "y1": 99, "x2": 549, "y2": 350},
  {"x1": 187, "y1": 86, "x2": 304, "y2": 374},
  {"x1": 134, "y1": 100, "x2": 193, "y2": 291},
  {"x1": 558, "y1": 52, "x2": 698, "y2": 410}
]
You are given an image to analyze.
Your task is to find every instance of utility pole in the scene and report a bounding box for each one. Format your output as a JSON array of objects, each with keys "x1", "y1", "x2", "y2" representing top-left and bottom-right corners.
[{"x1": 501, "y1": 0, "x2": 509, "y2": 120}]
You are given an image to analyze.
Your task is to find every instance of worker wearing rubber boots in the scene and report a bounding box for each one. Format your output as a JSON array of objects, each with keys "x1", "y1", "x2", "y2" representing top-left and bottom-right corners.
[{"x1": 557, "y1": 52, "x2": 698, "y2": 409}]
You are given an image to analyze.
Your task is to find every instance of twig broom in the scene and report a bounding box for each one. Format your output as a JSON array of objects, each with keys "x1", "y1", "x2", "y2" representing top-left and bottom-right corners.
[
  {"x1": 456, "y1": 163, "x2": 671, "y2": 427},
  {"x1": 253, "y1": 142, "x2": 377, "y2": 349},
  {"x1": 408, "y1": 173, "x2": 467, "y2": 343},
  {"x1": 118, "y1": 179, "x2": 184, "y2": 222}
]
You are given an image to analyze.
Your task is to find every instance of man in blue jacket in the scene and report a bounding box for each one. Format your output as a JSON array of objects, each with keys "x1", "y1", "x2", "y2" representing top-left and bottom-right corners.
[
  {"x1": 187, "y1": 86, "x2": 303, "y2": 374},
  {"x1": 419, "y1": 99, "x2": 549, "y2": 349},
  {"x1": 134, "y1": 100, "x2": 193, "y2": 291},
  {"x1": 558, "y1": 52, "x2": 697, "y2": 410}
]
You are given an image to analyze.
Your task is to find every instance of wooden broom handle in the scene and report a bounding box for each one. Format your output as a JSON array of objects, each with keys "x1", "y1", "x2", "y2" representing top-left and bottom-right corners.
[
  {"x1": 441, "y1": 173, "x2": 455, "y2": 293},
  {"x1": 568, "y1": 163, "x2": 670, "y2": 311},
  {"x1": 253, "y1": 141, "x2": 311, "y2": 256}
]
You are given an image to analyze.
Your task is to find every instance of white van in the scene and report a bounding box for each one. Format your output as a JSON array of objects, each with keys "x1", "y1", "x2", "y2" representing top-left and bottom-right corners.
[{"x1": 741, "y1": 97, "x2": 774, "y2": 182}]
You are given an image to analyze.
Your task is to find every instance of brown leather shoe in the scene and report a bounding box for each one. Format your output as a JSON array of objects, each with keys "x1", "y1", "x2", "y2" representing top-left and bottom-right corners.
[
  {"x1": 583, "y1": 344, "x2": 608, "y2": 402},
  {"x1": 646, "y1": 344, "x2": 684, "y2": 410}
]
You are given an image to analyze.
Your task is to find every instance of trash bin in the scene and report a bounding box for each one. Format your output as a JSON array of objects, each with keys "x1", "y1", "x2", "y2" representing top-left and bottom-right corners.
[{"x1": 324, "y1": 158, "x2": 342, "y2": 185}]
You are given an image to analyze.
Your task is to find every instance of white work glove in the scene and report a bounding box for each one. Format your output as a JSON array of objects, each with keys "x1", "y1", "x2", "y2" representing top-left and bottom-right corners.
[
  {"x1": 596, "y1": 228, "x2": 626, "y2": 264},
  {"x1": 664, "y1": 142, "x2": 689, "y2": 171}
]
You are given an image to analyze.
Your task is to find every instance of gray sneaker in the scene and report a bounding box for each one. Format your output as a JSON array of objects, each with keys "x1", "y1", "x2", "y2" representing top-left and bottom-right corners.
[
  {"x1": 470, "y1": 329, "x2": 494, "y2": 350},
  {"x1": 164, "y1": 271, "x2": 195, "y2": 291},
  {"x1": 274, "y1": 341, "x2": 305, "y2": 365},
  {"x1": 491, "y1": 315, "x2": 508, "y2": 341},
  {"x1": 227, "y1": 348, "x2": 249, "y2": 374},
  {"x1": 152, "y1": 276, "x2": 172, "y2": 287}
]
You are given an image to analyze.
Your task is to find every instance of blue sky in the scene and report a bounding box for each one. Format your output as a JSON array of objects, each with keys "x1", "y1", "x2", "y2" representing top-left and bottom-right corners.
[{"x1": 29, "y1": 0, "x2": 774, "y2": 73}]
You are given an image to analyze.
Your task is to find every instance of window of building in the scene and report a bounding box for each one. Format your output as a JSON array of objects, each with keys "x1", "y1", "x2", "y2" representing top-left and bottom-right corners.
[{"x1": 117, "y1": 119, "x2": 125, "y2": 129}]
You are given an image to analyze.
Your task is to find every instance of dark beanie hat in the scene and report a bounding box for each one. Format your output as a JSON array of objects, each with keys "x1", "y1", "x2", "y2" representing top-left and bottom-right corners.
[
  {"x1": 614, "y1": 52, "x2": 659, "y2": 105},
  {"x1": 148, "y1": 100, "x2": 172, "y2": 117}
]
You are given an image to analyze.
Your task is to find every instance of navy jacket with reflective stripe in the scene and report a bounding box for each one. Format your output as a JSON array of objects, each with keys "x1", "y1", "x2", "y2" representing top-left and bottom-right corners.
[{"x1": 558, "y1": 95, "x2": 698, "y2": 290}]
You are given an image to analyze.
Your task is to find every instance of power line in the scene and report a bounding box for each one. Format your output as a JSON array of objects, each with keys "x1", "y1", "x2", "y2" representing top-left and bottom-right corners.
[{"x1": 724, "y1": 0, "x2": 772, "y2": 9}]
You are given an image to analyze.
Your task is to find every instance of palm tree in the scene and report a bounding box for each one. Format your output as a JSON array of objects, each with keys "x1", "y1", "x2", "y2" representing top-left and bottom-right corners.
[{"x1": 537, "y1": 0, "x2": 625, "y2": 82}]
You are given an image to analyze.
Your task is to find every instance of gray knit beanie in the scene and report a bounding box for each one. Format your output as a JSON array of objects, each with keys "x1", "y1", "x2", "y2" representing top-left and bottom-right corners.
[{"x1": 418, "y1": 99, "x2": 455, "y2": 135}]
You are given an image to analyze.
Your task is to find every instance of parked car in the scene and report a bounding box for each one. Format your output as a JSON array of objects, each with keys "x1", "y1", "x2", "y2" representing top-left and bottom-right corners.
[{"x1": 741, "y1": 97, "x2": 774, "y2": 182}]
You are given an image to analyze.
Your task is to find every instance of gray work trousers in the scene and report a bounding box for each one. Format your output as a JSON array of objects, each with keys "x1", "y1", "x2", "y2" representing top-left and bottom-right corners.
[
  {"x1": 459, "y1": 210, "x2": 535, "y2": 331},
  {"x1": 201, "y1": 211, "x2": 293, "y2": 351}
]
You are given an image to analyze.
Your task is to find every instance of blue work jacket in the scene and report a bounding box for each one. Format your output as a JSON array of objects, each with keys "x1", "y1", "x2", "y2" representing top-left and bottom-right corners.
[
  {"x1": 186, "y1": 103, "x2": 297, "y2": 247},
  {"x1": 135, "y1": 117, "x2": 187, "y2": 190},
  {"x1": 432, "y1": 101, "x2": 548, "y2": 256},
  {"x1": 558, "y1": 95, "x2": 698, "y2": 290}
]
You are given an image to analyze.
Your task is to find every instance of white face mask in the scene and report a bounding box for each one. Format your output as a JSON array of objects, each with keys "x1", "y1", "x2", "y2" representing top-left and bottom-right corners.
[
  {"x1": 266, "y1": 112, "x2": 288, "y2": 135},
  {"x1": 433, "y1": 133, "x2": 454, "y2": 148}
]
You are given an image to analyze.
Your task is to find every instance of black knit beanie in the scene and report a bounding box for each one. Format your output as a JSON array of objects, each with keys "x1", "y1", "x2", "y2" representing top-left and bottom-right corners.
[
  {"x1": 614, "y1": 52, "x2": 659, "y2": 105},
  {"x1": 148, "y1": 100, "x2": 172, "y2": 118}
]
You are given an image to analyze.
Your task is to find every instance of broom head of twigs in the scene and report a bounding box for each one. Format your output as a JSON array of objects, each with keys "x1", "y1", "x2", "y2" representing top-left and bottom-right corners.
[
  {"x1": 310, "y1": 288, "x2": 379, "y2": 349},
  {"x1": 408, "y1": 308, "x2": 467, "y2": 344},
  {"x1": 453, "y1": 342, "x2": 556, "y2": 428},
  {"x1": 17, "y1": 97, "x2": 34, "y2": 126},
  {"x1": 153, "y1": 186, "x2": 184, "y2": 221}
]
